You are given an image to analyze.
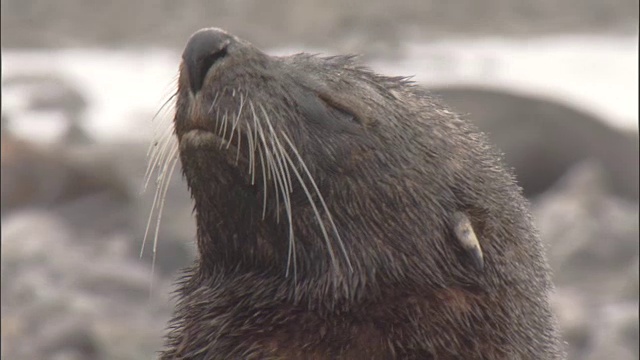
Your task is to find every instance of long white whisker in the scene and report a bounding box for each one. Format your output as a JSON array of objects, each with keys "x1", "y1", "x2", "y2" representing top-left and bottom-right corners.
[
  {"x1": 279, "y1": 140, "x2": 341, "y2": 274},
  {"x1": 144, "y1": 94, "x2": 177, "y2": 191},
  {"x1": 146, "y1": 77, "x2": 178, "y2": 159},
  {"x1": 144, "y1": 131, "x2": 177, "y2": 191},
  {"x1": 228, "y1": 92, "x2": 244, "y2": 150},
  {"x1": 141, "y1": 140, "x2": 179, "y2": 257},
  {"x1": 246, "y1": 120, "x2": 255, "y2": 183},
  {"x1": 280, "y1": 131, "x2": 353, "y2": 273},
  {"x1": 149, "y1": 148, "x2": 180, "y2": 294},
  {"x1": 208, "y1": 91, "x2": 220, "y2": 114},
  {"x1": 251, "y1": 103, "x2": 260, "y2": 185},
  {"x1": 272, "y1": 146, "x2": 295, "y2": 275},
  {"x1": 219, "y1": 111, "x2": 229, "y2": 148},
  {"x1": 255, "y1": 128, "x2": 269, "y2": 219},
  {"x1": 253, "y1": 110, "x2": 284, "y2": 221},
  {"x1": 260, "y1": 105, "x2": 297, "y2": 279},
  {"x1": 214, "y1": 108, "x2": 222, "y2": 136}
]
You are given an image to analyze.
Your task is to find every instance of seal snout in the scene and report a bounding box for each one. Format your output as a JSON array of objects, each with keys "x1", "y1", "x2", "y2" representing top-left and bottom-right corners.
[{"x1": 182, "y1": 28, "x2": 234, "y2": 94}]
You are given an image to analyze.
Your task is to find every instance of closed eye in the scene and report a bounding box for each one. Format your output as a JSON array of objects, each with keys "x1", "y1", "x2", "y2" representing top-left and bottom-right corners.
[
  {"x1": 325, "y1": 102, "x2": 359, "y2": 124},
  {"x1": 318, "y1": 94, "x2": 361, "y2": 125}
]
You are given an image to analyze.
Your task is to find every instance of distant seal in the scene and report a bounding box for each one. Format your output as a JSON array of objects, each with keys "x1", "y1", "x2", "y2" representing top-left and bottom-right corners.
[
  {"x1": 160, "y1": 28, "x2": 564, "y2": 359},
  {"x1": 428, "y1": 85, "x2": 639, "y2": 201}
]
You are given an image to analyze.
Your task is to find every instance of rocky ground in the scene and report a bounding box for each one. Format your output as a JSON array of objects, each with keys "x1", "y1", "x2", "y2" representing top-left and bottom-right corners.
[{"x1": 534, "y1": 162, "x2": 639, "y2": 360}]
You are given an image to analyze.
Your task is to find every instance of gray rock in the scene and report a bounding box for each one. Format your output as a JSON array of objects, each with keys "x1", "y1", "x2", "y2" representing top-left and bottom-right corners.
[
  {"x1": 0, "y1": 136, "x2": 133, "y2": 244},
  {"x1": 1, "y1": 210, "x2": 172, "y2": 360},
  {"x1": 2, "y1": 74, "x2": 91, "y2": 144},
  {"x1": 533, "y1": 161, "x2": 639, "y2": 359}
]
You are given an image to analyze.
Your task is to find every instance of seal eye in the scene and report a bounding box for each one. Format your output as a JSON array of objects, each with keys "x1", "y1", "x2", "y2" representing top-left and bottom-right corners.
[
  {"x1": 325, "y1": 102, "x2": 359, "y2": 124},
  {"x1": 296, "y1": 89, "x2": 361, "y2": 130},
  {"x1": 317, "y1": 93, "x2": 361, "y2": 125}
]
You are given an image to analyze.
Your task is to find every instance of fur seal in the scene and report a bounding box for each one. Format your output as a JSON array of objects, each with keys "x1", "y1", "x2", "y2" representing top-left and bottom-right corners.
[
  {"x1": 428, "y1": 85, "x2": 639, "y2": 201},
  {"x1": 159, "y1": 28, "x2": 564, "y2": 359}
]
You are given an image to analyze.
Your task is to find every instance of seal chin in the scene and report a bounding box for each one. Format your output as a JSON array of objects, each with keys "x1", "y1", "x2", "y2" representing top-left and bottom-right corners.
[
  {"x1": 181, "y1": 129, "x2": 222, "y2": 147},
  {"x1": 180, "y1": 129, "x2": 236, "y2": 151},
  {"x1": 179, "y1": 129, "x2": 247, "y2": 171}
]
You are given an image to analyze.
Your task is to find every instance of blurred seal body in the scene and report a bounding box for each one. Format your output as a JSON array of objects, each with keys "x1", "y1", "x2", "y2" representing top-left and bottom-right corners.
[{"x1": 160, "y1": 28, "x2": 564, "y2": 359}]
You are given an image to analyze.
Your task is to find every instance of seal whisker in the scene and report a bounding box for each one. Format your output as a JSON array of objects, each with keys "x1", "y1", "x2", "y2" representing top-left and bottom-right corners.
[
  {"x1": 227, "y1": 91, "x2": 245, "y2": 150},
  {"x1": 150, "y1": 149, "x2": 181, "y2": 286},
  {"x1": 151, "y1": 92, "x2": 177, "y2": 127},
  {"x1": 141, "y1": 138, "x2": 179, "y2": 257},
  {"x1": 141, "y1": 139, "x2": 179, "y2": 294},
  {"x1": 144, "y1": 133, "x2": 172, "y2": 190},
  {"x1": 219, "y1": 111, "x2": 229, "y2": 149},
  {"x1": 222, "y1": 108, "x2": 231, "y2": 143},
  {"x1": 141, "y1": 173, "x2": 163, "y2": 258},
  {"x1": 265, "y1": 134, "x2": 287, "y2": 222},
  {"x1": 211, "y1": 106, "x2": 220, "y2": 135},
  {"x1": 221, "y1": 110, "x2": 228, "y2": 139},
  {"x1": 207, "y1": 91, "x2": 220, "y2": 115},
  {"x1": 269, "y1": 135, "x2": 287, "y2": 226},
  {"x1": 255, "y1": 131, "x2": 269, "y2": 219},
  {"x1": 144, "y1": 111, "x2": 177, "y2": 191},
  {"x1": 235, "y1": 118, "x2": 243, "y2": 164},
  {"x1": 145, "y1": 128, "x2": 176, "y2": 181},
  {"x1": 251, "y1": 102, "x2": 260, "y2": 185},
  {"x1": 142, "y1": 79, "x2": 179, "y2": 261},
  {"x1": 263, "y1": 138, "x2": 279, "y2": 221},
  {"x1": 146, "y1": 92, "x2": 177, "y2": 157},
  {"x1": 266, "y1": 129, "x2": 284, "y2": 224},
  {"x1": 280, "y1": 131, "x2": 353, "y2": 273},
  {"x1": 258, "y1": 105, "x2": 292, "y2": 225},
  {"x1": 245, "y1": 119, "x2": 256, "y2": 184},
  {"x1": 259, "y1": 105, "x2": 294, "y2": 194},
  {"x1": 278, "y1": 151, "x2": 296, "y2": 279},
  {"x1": 278, "y1": 136, "x2": 342, "y2": 274},
  {"x1": 253, "y1": 105, "x2": 285, "y2": 221},
  {"x1": 259, "y1": 105, "x2": 297, "y2": 279},
  {"x1": 146, "y1": 80, "x2": 177, "y2": 158}
]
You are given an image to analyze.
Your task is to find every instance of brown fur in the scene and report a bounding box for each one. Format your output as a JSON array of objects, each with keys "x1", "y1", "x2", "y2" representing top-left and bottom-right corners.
[{"x1": 159, "y1": 28, "x2": 565, "y2": 359}]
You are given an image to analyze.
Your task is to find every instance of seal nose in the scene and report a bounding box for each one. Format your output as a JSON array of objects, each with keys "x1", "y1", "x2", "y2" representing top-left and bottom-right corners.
[{"x1": 182, "y1": 28, "x2": 233, "y2": 94}]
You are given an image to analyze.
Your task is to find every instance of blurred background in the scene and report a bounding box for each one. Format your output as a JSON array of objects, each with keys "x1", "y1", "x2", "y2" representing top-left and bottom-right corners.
[{"x1": 1, "y1": 1, "x2": 638, "y2": 359}]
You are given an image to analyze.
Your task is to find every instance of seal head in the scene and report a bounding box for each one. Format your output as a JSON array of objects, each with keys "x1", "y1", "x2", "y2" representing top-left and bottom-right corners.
[{"x1": 163, "y1": 28, "x2": 564, "y2": 359}]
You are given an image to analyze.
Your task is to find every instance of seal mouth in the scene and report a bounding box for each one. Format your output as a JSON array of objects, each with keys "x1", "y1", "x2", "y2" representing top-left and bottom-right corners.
[{"x1": 179, "y1": 128, "x2": 265, "y2": 205}]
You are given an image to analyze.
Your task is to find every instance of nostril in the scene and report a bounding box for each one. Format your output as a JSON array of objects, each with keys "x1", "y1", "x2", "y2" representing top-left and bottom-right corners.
[
  {"x1": 199, "y1": 46, "x2": 228, "y2": 85},
  {"x1": 182, "y1": 28, "x2": 233, "y2": 94}
]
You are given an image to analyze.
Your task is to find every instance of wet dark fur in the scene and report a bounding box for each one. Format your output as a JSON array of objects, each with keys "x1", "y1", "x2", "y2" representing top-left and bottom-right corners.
[{"x1": 160, "y1": 28, "x2": 564, "y2": 359}]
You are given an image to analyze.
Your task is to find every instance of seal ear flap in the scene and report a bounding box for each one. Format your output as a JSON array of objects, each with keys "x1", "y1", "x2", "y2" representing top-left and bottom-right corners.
[{"x1": 451, "y1": 211, "x2": 484, "y2": 272}]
